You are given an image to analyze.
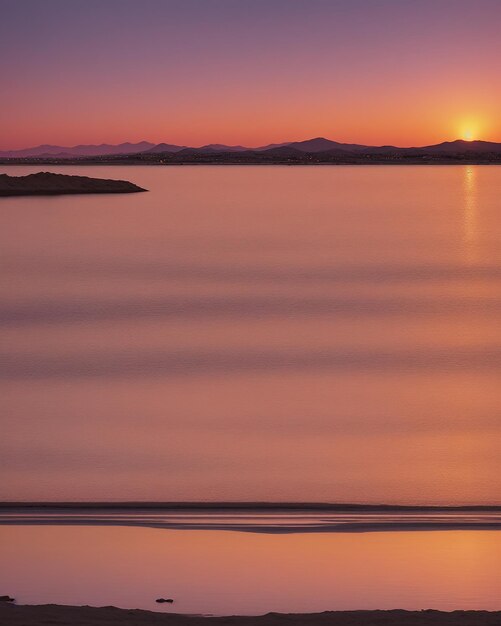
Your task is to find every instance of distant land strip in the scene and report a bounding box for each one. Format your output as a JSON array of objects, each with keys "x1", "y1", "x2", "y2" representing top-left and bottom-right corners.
[
  {"x1": 1, "y1": 502, "x2": 501, "y2": 511},
  {"x1": 2, "y1": 137, "x2": 501, "y2": 165},
  {"x1": 3, "y1": 503, "x2": 501, "y2": 533},
  {"x1": 3, "y1": 605, "x2": 501, "y2": 626}
]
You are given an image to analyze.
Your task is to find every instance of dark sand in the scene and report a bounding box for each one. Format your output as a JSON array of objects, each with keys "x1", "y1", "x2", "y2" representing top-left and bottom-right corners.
[
  {"x1": 2, "y1": 503, "x2": 501, "y2": 534},
  {"x1": 1, "y1": 605, "x2": 501, "y2": 626},
  {"x1": 0, "y1": 172, "x2": 146, "y2": 196}
]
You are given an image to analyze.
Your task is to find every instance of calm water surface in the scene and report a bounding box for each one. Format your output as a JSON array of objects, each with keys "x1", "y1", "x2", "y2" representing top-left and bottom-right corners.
[
  {"x1": 1, "y1": 521, "x2": 501, "y2": 613},
  {"x1": 1, "y1": 164, "x2": 501, "y2": 502}
]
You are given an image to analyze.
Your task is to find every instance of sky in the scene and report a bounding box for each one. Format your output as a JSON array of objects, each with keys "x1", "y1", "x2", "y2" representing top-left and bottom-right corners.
[{"x1": 1, "y1": 0, "x2": 501, "y2": 149}]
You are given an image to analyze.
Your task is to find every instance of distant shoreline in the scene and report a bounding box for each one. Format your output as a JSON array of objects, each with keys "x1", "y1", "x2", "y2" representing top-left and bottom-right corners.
[
  {"x1": 2, "y1": 605, "x2": 501, "y2": 626},
  {"x1": 2, "y1": 502, "x2": 501, "y2": 533},
  {"x1": 2, "y1": 138, "x2": 501, "y2": 166},
  {"x1": 2, "y1": 502, "x2": 501, "y2": 510},
  {"x1": 2, "y1": 159, "x2": 501, "y2": 166}
]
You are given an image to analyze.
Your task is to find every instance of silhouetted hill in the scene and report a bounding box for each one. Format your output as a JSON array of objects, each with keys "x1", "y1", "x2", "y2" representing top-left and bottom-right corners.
[
  {"x1": 286, "y1": 137, "x2": 369, "y2": 153},
  {"x1": 411, "y1": 139, "x2": 501, "y2": 154},
  {"x1": 3, "y1": 137, "x2": 501, "y2": 164},
  {"x1": 0, "y1": 142, "x2": 155, "y2": 158},
  {"x1": 255, "y1": 142, "x2": 292, "y2": 151},
  {"x1": 258, "y1": 146, "x2": 314, "y2": 157},
  {"x1": 199, "y1": 144, "x2": 249, "y2": 152},
  {"x1": 144, "y1": 142, "x2": 186, "y2": 154}
]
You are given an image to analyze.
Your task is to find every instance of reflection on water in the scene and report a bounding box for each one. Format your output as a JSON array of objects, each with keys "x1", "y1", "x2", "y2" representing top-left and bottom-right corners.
[
  {"x1": 1, "y1": 164, "x2": 501, "y2": 503},
  {"x1": 1, "y1": 524, "x2": 501, "y2": 614},
  {"x1": 462, "y1": 166, "x2": 479, "y2": 263}
]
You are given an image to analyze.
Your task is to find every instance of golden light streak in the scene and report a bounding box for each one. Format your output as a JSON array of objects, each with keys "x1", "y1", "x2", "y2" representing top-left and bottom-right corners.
[{"x1": 462, "y1": 166, "x2": 479, "y2": 263}]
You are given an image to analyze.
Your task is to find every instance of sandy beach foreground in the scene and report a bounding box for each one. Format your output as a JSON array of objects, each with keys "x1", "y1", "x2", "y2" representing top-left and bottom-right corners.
[{"x1": 1, "y1": 605, "x2": 501, "y2": 626}]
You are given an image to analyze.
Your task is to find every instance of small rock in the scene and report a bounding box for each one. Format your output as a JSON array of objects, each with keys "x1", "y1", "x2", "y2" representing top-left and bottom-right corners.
[
  {"x1": 0, "y1": 596, "x2": 15, "y2": 602},
  {"x1": 156, "y1": 598, "x2": 174, "y2": 603}
]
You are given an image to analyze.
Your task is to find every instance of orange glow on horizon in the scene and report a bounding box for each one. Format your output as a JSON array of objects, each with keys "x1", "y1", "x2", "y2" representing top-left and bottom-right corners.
[
  {"x1": 2, "y1": 1, "x2": 500, "y2": 151},
  {"x1": 0, "y1": 102, "x2": 496, "y2": 151}
]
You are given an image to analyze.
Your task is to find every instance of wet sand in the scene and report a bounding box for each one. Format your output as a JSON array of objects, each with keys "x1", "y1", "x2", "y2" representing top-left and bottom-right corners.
[
  {"x1": 2, "y1": 605, "x2": 501, "y2": 626},
  {"x1": 2, "y1": 504, "x2": 501, "y2": 534}
]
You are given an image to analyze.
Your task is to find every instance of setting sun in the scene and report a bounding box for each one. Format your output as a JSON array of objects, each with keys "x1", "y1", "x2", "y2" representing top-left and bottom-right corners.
[
  {"x1": 2, "y1": 2, "x2": 501, "y2": 624},
  {"x1": 459, "y1": 119, "x2": 486, "y2": 142}
]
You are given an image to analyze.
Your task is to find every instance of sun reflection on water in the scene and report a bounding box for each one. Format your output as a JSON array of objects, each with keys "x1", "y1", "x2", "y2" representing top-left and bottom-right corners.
[{"x1": 462, "y1": 166, "x2": 479, "y2": 263}]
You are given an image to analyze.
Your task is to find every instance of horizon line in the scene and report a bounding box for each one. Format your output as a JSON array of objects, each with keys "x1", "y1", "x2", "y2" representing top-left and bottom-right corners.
[
  {"x1": 1, "y1": 501, "x2": 501, "y2": 510},
  {"x1": 1, "y1": 136, "x2": 500, "y2": 153}
]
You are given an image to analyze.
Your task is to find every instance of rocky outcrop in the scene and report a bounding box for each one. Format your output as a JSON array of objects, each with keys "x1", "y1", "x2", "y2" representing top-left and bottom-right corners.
[{"x1": 0, "y1": 172, "x2": 147, "y2": 196}]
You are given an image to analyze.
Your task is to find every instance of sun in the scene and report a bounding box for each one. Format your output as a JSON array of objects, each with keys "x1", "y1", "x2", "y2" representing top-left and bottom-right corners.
[{"x1": 459, "y1": 120, "x2": 483, "y2": 142}]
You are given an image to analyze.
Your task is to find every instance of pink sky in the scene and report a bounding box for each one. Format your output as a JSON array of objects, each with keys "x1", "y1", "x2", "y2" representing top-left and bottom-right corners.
[{"x1": 2, "y1": 0, "x2": 501, "y2": 148}]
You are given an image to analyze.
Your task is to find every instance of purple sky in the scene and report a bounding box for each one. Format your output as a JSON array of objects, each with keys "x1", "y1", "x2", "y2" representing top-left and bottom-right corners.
[{"x1": 1, "y1": 0, "x2": 500, "y2": 148}]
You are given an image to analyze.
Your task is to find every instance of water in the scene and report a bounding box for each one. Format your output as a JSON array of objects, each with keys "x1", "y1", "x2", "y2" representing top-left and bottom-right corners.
[
  {"x1": 1, "y1": 516, "x2": 501, "y2": 613},
  {"x1": 1, "y1": 164, "x2": 501, "y2": 503}
]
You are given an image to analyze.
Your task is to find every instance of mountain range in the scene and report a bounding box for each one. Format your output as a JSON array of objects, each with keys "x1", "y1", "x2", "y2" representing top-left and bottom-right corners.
[
  {"x1": 1, "y1": 138, "x2": 501, "y2": 159},
  {"x1": 0, "y1": 141, "x2": 155, "y2": 158}
]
